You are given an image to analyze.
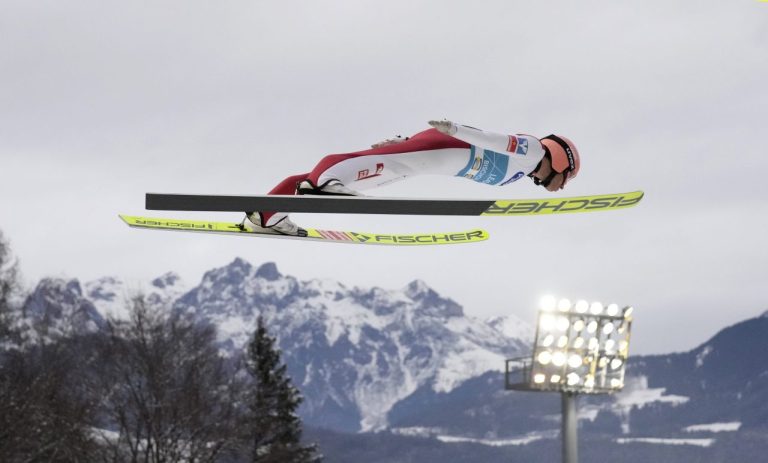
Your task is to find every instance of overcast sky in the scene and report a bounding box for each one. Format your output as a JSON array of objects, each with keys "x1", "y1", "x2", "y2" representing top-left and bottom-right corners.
[{"x1": 2, "y1": 0, "x2": 767, "y2": 354}]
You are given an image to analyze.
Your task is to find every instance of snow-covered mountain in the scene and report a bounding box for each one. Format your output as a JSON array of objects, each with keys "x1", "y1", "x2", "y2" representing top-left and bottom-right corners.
[
  {"x1": 85, "y1": 272, "x2": 188, "y2": 319},
  {"x1": 20, "y1": 278, "x2": 106, "y2": 342},
  {"x1": 13, "y1": 260, "x2": 768, "y2": 461},
  {"x1": 379, "y1": 310, "x2": 768, "y2": 454},
  {"x1": 19, "y1": 258, "x2": 531, "y2": 432},
  {"x1": 172, "y1": 258, "x2": 530, "y2": 431}
]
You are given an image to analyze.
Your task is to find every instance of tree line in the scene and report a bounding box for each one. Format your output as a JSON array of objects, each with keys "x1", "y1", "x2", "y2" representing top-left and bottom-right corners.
[{"x1": 0, "y1": 231, "x2": 321, "y2": 462}]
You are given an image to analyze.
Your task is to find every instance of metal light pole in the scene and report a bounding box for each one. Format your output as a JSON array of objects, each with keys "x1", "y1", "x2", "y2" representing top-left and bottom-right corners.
[
  {"x1": 505, "y1": 296, "x2": 634, "y2": 463},
  {"x1": 562, "y1": 392, "x2": 578, "y2": 463}
]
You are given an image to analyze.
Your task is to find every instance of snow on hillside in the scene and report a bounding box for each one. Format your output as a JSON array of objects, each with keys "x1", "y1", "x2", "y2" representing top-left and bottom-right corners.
[
  {"x1": 171, "y1": 259, "x2": 530, "y2": 431},
  {"x1": 84, "y1": 272, "x2": 187, "y2": 320}
]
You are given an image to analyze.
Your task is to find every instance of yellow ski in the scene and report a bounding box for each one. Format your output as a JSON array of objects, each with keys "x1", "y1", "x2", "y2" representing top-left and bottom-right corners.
[{"x1": 119, "y1": 215, "x2": 489, "y2": 246}]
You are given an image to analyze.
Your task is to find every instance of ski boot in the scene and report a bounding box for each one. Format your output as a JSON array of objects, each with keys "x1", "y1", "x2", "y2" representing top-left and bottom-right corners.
[{"x1": 296, "y1": 179, "x2": 361, "y2": 196}]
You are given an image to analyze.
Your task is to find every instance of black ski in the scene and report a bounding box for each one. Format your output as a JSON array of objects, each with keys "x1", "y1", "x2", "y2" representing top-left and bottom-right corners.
[{"x1": 145, "y1": 191, "x2": 643, "y2": 216}]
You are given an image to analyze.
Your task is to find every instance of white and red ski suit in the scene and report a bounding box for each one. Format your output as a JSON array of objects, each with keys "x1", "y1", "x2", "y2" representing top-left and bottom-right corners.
[{"x1": 261, "y1": 125, "x2": 547, "y2": 226}]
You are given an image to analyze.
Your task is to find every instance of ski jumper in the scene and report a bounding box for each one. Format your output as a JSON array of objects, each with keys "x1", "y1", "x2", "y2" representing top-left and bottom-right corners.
[{"x1": 260, "y1": 126, "x2": 547, "y2": 226}]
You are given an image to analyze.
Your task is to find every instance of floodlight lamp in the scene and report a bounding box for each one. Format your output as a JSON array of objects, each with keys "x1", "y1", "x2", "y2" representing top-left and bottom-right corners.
[
  {"x1": 567, "y1": 373, "x2": 580, "y2": 386},
  {"x1": 573, "y1": 319, "x2": 586, "y2": 331},
  {"x1": 623, "y1": 306, "x2": 634, "y2": 319},
  {"x1": 557, "y1": 336, "x2": 569, "y2": 348},
  {"x1": 590, "y1": 302, "x2": 604, "y2": 315},
  {"x1": 568, "y1": 354, "x2": 583, "y2": 368},
  {"x1": 587, "y1": 321, "x2": 598, "y2": 334},
  {"x1": 552, "y1": 351, "x2": 566, "y2": 367},
  {"x1": 584, "y1": 375, "x2": 595, "y2": 388},
  {"x1": 537, "y1": 351, "x2": 552, "y2": 365},
  {"x1": 534, "y1": 374, "x2": 546, "y2": 384},
  {"x1": 588, "y1": 338, "x2": 599, "y2": 351},
  {"x1": 558, "y1": 298, "x2": 572, "y2": 312},
  {"x1": 598, "y1": 357, "x2": 609, "y2": 368},
  {"x1": 603, "y1": 322, "x2": 615, "y2": 335},
  {"x1": 556, "y1": 317, "x2": 570, "y2": 332},
  {"x1": 573, "y1": 337, "x2": 585, "y2": 349},
  {"x1": 540, "y1": 295, "x2": 557, "y2": 311},
  {"x1": 551, "y1": 374, "x2": 561, "y2": 383},
  {"x1": 604, "y1": 339, "x2": 616, "y2": 352},
  {"x1": 540, "y1": 314, "x2": 556, "y2": 331},
  {"x1": 575, "y1": 300, "x2": 589, "y2": 313},
  {"x1": 610, "y1": 378, "x2": 624, "y2": 389},
  {"x1": 610, "y1": 358, "x2": 623, "y2": 370},
  {"x1": 541, "y1": 334, "x2": 554, "y2": 347},
  {"x1": 606, "y1": 304, "x2": 620, "y2": 316}
]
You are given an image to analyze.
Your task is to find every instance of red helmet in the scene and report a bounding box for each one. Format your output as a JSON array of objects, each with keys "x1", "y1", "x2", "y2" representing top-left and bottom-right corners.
[{"x1": 540, "y1": 135, "x2": 580, "y2": 186}]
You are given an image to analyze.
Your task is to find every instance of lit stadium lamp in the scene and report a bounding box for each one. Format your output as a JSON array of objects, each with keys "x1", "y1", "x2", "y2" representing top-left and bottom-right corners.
[
  {"x1": 505, "y1": 296, "x2": 635, "y2": 463},
  {"x1": 574, "y1": 300, "x2": 589, "y2": 313},
  {"x1": 590, "y1": 301, "x2": 604, "y2": 315},
  {"x1": 568, "y1": 354, "x2": 583, "y2": 368},
  {"x1": 541, "y1": 295, "x2": 557, "y2": 311},
  {"x1": 517, "y1": 296, "x2": 634, "y2": 395},
  {"x1": 540, "y1": 314, "x2": 557, "y2": 331},
  {"x1": 586, "y1": 321, "x2": 598, "y2": 334},
  {"x1": 606, "y1": 303, "x2": 620, "y2": 316}
]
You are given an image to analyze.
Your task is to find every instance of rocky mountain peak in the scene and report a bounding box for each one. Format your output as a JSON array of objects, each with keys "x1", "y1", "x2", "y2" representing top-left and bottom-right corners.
[
  {"x1": 151, "y1": 271, "x2": 181, "y2": 289},
  {"x1": 23, "y1": 277, "x2": 105, "y2": 334},
  {"x1": 405, "y1": 279, "x2": 463, "y2": 318},
  {"x1": 255, "y1": 262, "x2": 281, "y2": 281}
]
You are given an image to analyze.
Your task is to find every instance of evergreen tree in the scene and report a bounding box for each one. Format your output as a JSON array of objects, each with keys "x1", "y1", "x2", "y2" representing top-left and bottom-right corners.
[{"x1": 245, "y1": 316, "x2": 320, "y2": 463}]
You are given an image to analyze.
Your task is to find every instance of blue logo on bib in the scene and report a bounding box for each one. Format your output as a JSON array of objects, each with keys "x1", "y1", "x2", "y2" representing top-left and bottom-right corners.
[
  {"x1": 500, "y1": 171, "x2": 525, "y2": 186},
  {"x1": 516, "y1": 138, "x2": 529, "y2": 155}
]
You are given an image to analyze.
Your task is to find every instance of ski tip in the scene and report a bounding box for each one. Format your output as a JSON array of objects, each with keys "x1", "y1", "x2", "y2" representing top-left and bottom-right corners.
[{"x1": 483, "y1": 190, "x2": 645, "y2": 216}]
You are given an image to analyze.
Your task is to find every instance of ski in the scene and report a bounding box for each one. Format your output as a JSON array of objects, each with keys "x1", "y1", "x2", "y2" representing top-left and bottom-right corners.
[
  {"x1": 119, "y1": 215, "x2": 489, "y2": 246},
  {"x1": 145, "y1": 191, "x2": 644, "y2": 216}
]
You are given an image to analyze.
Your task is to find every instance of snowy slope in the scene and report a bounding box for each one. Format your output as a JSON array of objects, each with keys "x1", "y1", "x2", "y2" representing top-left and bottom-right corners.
[
  {"x1": 173, "y1": 258, "x2": 530, "y2": 431},
  {"x1": 84, "y1": 272, "x2": 187, "y2": 320}
]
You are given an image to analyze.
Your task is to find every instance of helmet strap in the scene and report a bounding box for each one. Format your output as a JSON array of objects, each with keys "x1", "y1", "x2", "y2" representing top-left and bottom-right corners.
[{"x1": 528, "y1": 150, "x2": 559, "y2": 187}]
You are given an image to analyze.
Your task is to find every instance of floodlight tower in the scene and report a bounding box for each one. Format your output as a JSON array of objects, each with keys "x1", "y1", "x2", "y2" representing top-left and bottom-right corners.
[{"x1": 505, "y1": 296, "x2": 634, "y2": 463}]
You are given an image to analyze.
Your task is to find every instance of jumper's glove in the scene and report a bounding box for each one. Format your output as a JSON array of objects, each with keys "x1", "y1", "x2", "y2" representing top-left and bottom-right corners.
[
  {"x1": 428, "y1": 119, "x2": 458, "y2": 136},
  {"x1": 371, "y1": 135, "x2": 409, "y2": 149}
]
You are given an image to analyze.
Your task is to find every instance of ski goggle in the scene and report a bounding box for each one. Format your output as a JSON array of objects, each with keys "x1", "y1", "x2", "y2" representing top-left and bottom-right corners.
[{"x1": 528, "y1": 153, "x2": 565, "y2": 189}]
